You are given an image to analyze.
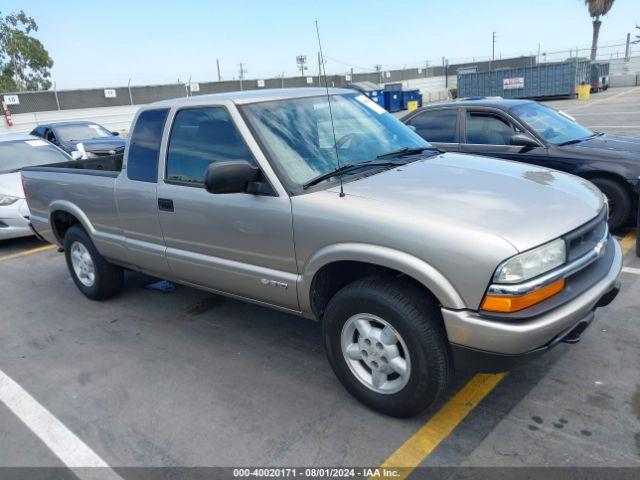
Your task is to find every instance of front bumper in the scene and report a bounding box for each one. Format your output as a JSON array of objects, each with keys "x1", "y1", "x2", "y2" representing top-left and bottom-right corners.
[
  {"x1": 0, "y1": 199, "x2": 32, "y2": 240},
  {"x1": 441, "y1": 238, "x2": 622, "y2": 371}
]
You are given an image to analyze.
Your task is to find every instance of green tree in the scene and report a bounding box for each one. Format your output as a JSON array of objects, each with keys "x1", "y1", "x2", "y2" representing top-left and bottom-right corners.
[
  {"x1": 584, "y1": 0, "x2": 616, "y2": 61},
  {"x1": 0, "y1": 10, "x2": 53, "y2": 92}
]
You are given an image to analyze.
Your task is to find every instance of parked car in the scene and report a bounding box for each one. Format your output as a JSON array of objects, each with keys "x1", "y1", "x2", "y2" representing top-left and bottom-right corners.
[
  {"x1": 401, "y1": 99, "x2": 640, "y2": 231},
  {"x1": 30, "y1": 121, "x2": 125, "y2": 158},
  {"x1": 0, "y1": 134, "x2": 73, "y2": 240},
  {"x1": 23, "y1": 89, "x2": 621, "y2": 417}
]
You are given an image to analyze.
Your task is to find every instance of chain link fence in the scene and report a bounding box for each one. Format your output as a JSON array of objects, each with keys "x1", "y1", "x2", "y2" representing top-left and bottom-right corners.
[{"x1": 1, "y1": 56, "x2": 537, "y2": 115}]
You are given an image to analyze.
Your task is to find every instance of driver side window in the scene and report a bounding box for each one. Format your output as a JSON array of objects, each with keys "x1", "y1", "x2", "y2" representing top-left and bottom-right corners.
[
  {"x1": 465, "y1": 111, "x2": 515, "y2": 145},
  {"x1": 166, "y1": 107, "x2": 255, "y2": 185}
]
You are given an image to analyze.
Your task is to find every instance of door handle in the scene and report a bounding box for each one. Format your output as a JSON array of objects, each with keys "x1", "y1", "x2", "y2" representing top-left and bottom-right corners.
[{"x1": 158, "y1": 198, "x2": 174, "y2": 212}]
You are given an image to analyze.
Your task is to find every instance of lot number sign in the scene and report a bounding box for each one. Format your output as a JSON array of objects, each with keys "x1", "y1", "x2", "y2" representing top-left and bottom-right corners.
[{"x1": 3, "y1": 95, "x2": 19, "y2": 105}]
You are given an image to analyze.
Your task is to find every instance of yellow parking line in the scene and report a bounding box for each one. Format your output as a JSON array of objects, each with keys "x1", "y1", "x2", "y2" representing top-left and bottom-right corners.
[
  {"x1": 0, "y1": 244, "x2": 56, "y2": 262},
  {"x1": 569, "y1": 86, "x2": 640, "y2": 111},
  {"x1": 377, "y1": 373, "x2": 505, "y2": 479},
  {"x1": 619, "y1": 230, "x2": 636, "y2": 255}
]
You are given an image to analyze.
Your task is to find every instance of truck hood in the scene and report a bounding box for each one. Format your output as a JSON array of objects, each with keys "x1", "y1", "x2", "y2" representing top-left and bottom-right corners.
[
  {"x1": 328, "y1": 152, "x2": 604, "y2": 252},
  {"x1": 0, "y1": 172, "x2": 24, "y2": 199}
]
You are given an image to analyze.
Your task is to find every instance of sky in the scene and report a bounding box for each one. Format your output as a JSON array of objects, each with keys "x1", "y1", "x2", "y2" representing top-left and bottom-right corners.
[{"x1": 5, "y1": 0, "x2": 640, "y2": 89}]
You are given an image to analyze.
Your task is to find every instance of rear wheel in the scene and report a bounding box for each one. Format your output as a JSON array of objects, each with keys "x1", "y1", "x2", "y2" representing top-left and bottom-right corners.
[
  {"x1": 590, "y1": 178, "x2": 631, "y2": 232},
  {"x1": 63, "y1": 225, "x2": 123, "y2": 300},
  {"x1": 323, "y1": 277, "x2": 451, "y2": 417}
]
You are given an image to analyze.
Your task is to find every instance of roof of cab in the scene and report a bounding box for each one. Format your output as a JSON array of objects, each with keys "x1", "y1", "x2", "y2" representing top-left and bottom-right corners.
[
  {"x1": 149, "y1": 87, "x2": 355, "y2": 108},
  {"x1": 0, "y1": 133, "x2": 40, "y2": 143}
]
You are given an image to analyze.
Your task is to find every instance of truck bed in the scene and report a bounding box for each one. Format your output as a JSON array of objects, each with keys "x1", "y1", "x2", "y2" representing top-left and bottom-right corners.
[{"x1": 23, "y1": 153, "x2": 123, "y2": 177}]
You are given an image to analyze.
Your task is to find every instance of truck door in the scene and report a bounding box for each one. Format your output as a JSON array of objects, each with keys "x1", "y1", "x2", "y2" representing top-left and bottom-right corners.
[
  {"x1": 115, "y1": 108, "x2": 172, "y2": 277},
  {"x1": 156, "y1": 106, "x2": 299, "y2": 310}
]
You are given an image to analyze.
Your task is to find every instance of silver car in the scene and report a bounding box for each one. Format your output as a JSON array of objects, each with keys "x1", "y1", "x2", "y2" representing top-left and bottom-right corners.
[
  {"x1": 0, "y1": 134, "x2": 72, "y2": 240},
  {"x1": 22, "y1": 89, "x2": 622, "y2": 417}
]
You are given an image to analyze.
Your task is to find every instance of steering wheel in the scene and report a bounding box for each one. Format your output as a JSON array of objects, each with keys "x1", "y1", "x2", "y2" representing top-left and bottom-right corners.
[{"x1": 335, "y1": 132, "x2": 366, "y2": 150}]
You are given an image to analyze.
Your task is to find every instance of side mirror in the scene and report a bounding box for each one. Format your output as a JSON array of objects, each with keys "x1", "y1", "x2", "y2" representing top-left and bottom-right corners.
[
  {"x1": 111, "y1": 131, "x2": 120, "y2": 136},
  {"x1": 204, "y1": 160, "x2": 259, "y2": 194},
  {"x1": 70, "y1": 151, "x2": 83, "y2": 161},
  {"x1": 510, "y1": 133, "x2": 539, "y2": 148},
  {"x1": 407, "y1": 125, "x2": 417, "y2": 132}
]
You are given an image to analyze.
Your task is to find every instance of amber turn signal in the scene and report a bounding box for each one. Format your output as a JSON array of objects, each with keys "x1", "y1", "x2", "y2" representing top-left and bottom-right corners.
[{"x1": 481, "y1": 279, "x2": 565, "y2": 313}]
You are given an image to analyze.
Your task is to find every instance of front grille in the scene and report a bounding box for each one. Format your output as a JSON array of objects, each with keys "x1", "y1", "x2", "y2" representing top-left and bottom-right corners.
[{"x1": 564, "y1": 207, "x2": 608, "y2": 262}]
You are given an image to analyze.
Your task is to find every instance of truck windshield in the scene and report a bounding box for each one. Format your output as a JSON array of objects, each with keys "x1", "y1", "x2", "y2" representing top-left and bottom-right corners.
[
  {"x1": 56, "y1": 123, "x2": 113, "y2": 141},
  {"x1": 510, "y1": 102, "x2": 594, "y2": 146},
  {"x1": 242, "y1": 93, "x2": 431, "y2": 190},
  {"x1": 0, "y1": 140, "x2": 70, "y2": 172}
]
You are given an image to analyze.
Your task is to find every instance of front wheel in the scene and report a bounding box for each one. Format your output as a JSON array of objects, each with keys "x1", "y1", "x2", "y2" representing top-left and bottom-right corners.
[
  {"x1": 323, "y1": 277, "x2": 451, "y2": 417},
  {"x1": 590, "y1": 178, "x2": 631, "y2": 232},
  {"x1": 63, "y1": 225, "x2": 124, "y2": 300}
]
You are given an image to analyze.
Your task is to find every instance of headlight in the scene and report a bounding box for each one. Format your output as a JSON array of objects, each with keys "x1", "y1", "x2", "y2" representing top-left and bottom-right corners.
[
  {"x1": 0, "y1": 195, "x2": 19, "y2": 206},
  {"x1": 494, "y1": 238, "x2": 566, "y2": 284}
]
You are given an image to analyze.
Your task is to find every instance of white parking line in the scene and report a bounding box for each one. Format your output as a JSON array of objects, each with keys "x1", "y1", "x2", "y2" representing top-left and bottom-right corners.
[
  {"x1": 622, "y1": 267, "x2": 640, "y2": 276},
  {"x1": 0, "y1": 369, "x2": 123, "y2": 479}
]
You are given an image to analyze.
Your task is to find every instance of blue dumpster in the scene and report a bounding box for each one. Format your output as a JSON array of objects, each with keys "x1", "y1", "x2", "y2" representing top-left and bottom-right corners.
[
  {"x1": 401, "y1": 90, "x2": 422, "y2": 110},
  {"x1": 366, "y1": 89, "x2": 385, "y2": 106},
  {"x1": 384, "y1": 91, "x2": 402, "y2": 112}
]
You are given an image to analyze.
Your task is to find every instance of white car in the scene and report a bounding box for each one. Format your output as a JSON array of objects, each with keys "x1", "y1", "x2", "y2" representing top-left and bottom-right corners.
[{"x1": 0, "y1": 134, "x2": 72, "y2": 240}]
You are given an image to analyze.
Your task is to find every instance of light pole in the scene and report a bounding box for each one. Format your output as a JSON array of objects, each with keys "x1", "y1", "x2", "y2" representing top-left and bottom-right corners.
[{"x1": 296, "y1": 55, "x2": 308, "y2": 78}]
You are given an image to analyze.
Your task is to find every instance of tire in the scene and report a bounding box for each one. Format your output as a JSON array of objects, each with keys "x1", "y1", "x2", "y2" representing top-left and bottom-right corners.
[
  {"x1": 63, "y1": 225, "x2": 123, "y2": 300},
  {"x1": 636, "y1": 207, "x2": 640, "y2": 257},
  {"x1": 590, "y1": 178, "x2": 631, "y2": 232},
  {"x1": 323, "y1": 276, "x2": 451, "y2": 418}
]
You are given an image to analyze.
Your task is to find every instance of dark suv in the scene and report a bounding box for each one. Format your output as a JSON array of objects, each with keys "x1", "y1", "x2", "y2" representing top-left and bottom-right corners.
[{"x1": 401, "y1": 99, "x2": 640, "y2": 231}]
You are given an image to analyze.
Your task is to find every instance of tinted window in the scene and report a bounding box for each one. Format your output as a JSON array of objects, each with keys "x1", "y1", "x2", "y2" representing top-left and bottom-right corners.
[
  {"x1": 127, "y1": 108, "x2": 169, "y2": 182},
  {"x1": 166, "y1": 107, "x2": 254, "y2": 184},
  {"x1": 408, "y1": 109, "x2": 458, "y2": 143},
  {"x1": 465, "y1": 111, "x2": 515, "y2": 145}
]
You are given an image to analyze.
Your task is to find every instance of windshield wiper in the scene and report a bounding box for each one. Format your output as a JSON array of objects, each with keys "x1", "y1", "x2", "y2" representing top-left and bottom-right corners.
[
  {"x1": 376, "y1": 146, "x2": 436, "y2": 159},
  {"x1": 302, "y1": 160, "x2": 406, "y2": 190},
  {"x1": 557, "y1": 133, "x2": 600, "y2": 146}
]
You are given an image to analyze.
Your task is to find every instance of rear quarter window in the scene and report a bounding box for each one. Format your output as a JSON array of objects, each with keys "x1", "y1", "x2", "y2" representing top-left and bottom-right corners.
[{"x1": 127, "y1": 108, "x2": 169, "y2": 182}]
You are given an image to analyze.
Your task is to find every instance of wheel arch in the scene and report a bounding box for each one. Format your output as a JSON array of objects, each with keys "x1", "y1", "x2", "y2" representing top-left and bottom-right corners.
[
  {"x1": 49, "y1": 200, "x2": 95, "y2": 244},
  {"x1": 299, "y1": 243, "x2": 465, "y2": 320}
]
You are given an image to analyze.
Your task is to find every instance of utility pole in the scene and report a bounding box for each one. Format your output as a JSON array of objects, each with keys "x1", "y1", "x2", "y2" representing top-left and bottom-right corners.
[
  {"x1": 424, "y1": 60, "x2": 429, "y2": 77},
  {"x1": 537, "y1": 43, "x2": 541, "y2": 64},
  {"x1": 374, "y1": 64, "x2": 382, "y2": 84},
  {"x1": 238, "y1": 63, "x2": 247, "y2": 90},
  {"x1": 216, "y1": 59, "x2": 222, "y2": 81}
]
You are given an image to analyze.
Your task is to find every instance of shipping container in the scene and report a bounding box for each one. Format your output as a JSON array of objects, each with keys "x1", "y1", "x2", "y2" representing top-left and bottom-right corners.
[
  {"x1": 457, "y1": 61, "x2": 591, "y2": 99},
  {"x1": 590, "y1": 62, "x2": 610, "y2": 92}
]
